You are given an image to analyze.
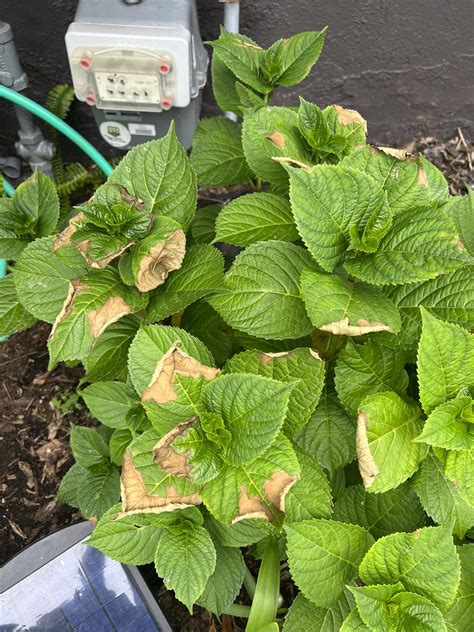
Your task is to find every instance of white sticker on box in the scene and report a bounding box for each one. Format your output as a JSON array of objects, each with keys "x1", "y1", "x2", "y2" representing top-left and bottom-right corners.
[
  {"x1": 128, "y1": 123, "x2": 157, "y2": 137},
  {"x1": 99, "y1": 121, "x2": 131, "y2": 148}
]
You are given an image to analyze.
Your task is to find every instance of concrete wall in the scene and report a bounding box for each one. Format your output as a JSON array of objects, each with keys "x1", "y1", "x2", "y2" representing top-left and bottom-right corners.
[{"x1": 0, "y1": 0, "x2": 472, "y2": 160}]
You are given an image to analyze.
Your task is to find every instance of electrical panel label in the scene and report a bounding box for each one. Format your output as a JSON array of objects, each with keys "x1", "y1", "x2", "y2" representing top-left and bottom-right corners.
[{"x1": 128, "y1": 123, "x2": 157, "y2": 136}]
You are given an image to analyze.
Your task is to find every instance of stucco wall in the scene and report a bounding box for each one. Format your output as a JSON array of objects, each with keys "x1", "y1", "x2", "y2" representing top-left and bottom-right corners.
[{"x1": 0, "y1": 0, "x2": 472, "y2": 159}]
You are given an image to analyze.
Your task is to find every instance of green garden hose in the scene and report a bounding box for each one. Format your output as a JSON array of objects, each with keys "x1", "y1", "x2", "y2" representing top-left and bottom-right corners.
[{"x1": 0, "y1": 85, "x2": 113, "y2": 178}]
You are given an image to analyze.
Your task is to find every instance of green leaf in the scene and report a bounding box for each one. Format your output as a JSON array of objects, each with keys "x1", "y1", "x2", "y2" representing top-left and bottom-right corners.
[
  {"x1": 341, "y1": 146, "x2": 432, "y2": 214},
  {"x1": 70, "y1": 424, "x2": 109, "y2": 470},
  {"x1": 356, "y1": 392, "x2": 428, "y2": 493},
  {"x1": 224, "y1": 347, "x2": 325, "y2": 435},
  {"x1": 154, "y1": 521, "x2": 216, "y2": 612},
  {"x1": 201, "y1": 433, "x2": 300, "y2": 523},
  {"x1": 87, "y1": 507, "x2": 162, "y2": 564},
  {"x1": 0, "y1": 226, "x2": 30, "y2": 259},
  {"x1": 344, "y1": 206, "x2": 470, "y2": 285},
  {"x1": 215, "y1": 192, "x2": 299, "y2": 247},
  {"x1": 0, "y1": 275, "x2": 36, "y2": 336},
  {"x1": 208, "y1": 241, "x2": 315, "y2": 340},
  {"x1": 108, "y1": 125, "x2": 197, "y2": 230},
  {"x1": 203, "y1": 373, "x2": 293, "y2": 464},
  {"x1": 284, "y1": 446, "x2": 333, "y2": 522},
  {"x1": 210, "y1": 53, "x2": 242, "y2": 116},
  {"x1": 285, "y1": 519, "x2": 374, "y2": 608},
  {"x1": 416, "y1": 396, "x2": 474, "y2": 450},
  {"x1": 334, "y1": 339, "x2": 409, "y2": 415},
  {"x1": 197, "y1": 542, "x2": 245, "y2": 616},
  {"x1": 340, "y1": 609, "x2": 371, "y2": 631},
  {"x1": 128, "y1": 324, "x2": 214, "y2": 395},
  {"x1": 203, "y1": 512, "x2": 269, "y2": 548},
  {"x1": 77, "y1": 466, "x2": 120, "y2": 518},
  {"x1": 420, "y1": 156, "x2": 449, "y2": 204},
  {"x1": 146, "y1": 245, "x2": 224, "y2": 322},
  {"x1": 57, "y1": 463, "x2": 86, "y2": 507},
  {"x1": 384, "y1": 266, "x2": 474, "y2": 345},
  {"x1": 350, "y1": 585, "x2": 448, "y2": 632},
  {"x1": 13, "y1": 168, "x2": 59, "y2": 237},
  {"x1": 359, "y1": 525, "x2": 460, "y2": 611},
  {"x1": 445, "y1": 449, "x2": 473, "y2": 506},
  {"x1": 301, "y1": 269, "x2": 400, "y2": 336},
  {"x1": 298, "y1": 98, "x2": 330, "y2": 149},
  {"x1": 48, "y1": 267, "x2": 146, "y2": 367},
  {"x1": 191, "y1": 117, "x2": 253, "y2": 187},
  {"x1": 412, "y1": 451, "x2": 474, "y2": 538},
  {"x1": 288, "y1": 165, "x2": 386, "y2": 272},
  {"x1": 283, "y1": 591, "x2": 355, "y2": 632},
  {"x1": 242, "y1": 107, "x2": 311, "y2": 187},
  {"x1": 295, "y1": 381, "x2": 356, "y2": 473},
  {"x1": 266, "y1": 29, "x2": 327, "y2": 86},
  {"x1": 109, "y1": 428, "x2": 133, "y2": 465},
  {"x1": 348, "y1": 583, "x2": 404, "y2": 630},
  {"x1": 84, "y1": 314, "x2": 141, "y2": 382},
  {"x1": 444, "y1": 192, "x2": 474, "y2": 255},
  {"x1": 81, "y1": 381, "x2": 139, "y2": 429},
  {"x1": 190, "y1": 204, "x2": 219, "y2": 245},
  {"x1": 207, "y1": 30, "x2": 271, "y2": 95},
  {"x1": 235, "y1": 81, "x2": 267, "y2": 110},
  {"x1": 445, "y1": 544, "x2": 474, "y2": 631},
  {"x1": 333, "y1": 483, "x2": 425, "y2": 538},
  {"x1": 418, "y1": 309, "x2": 474, "y2": 414},
  {"x1": 181, "y1": 301, "x2": 238, "y2": 367},
  {"x1": 13, "y1": 236, "x2": 88, "y2": 323}
]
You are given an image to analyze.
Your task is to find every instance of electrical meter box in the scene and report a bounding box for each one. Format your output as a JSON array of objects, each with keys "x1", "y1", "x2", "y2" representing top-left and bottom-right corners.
[{"x1": 65, "y1": 0, "x2": 208, "y2": 149}]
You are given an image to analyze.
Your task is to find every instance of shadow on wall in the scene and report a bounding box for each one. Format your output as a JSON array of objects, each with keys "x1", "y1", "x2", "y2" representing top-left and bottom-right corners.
[{"x1": 0, "y1": 0, "x2": 472, "y2": 156}]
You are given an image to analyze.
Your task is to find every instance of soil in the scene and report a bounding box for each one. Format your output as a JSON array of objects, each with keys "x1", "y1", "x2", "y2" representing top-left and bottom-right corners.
[
  {"x1": 0, "y1": 322, "x2": 92, "y2": 565},
  {"x1": 0, "y1": 133, "x2": 472, "y2": 631}
]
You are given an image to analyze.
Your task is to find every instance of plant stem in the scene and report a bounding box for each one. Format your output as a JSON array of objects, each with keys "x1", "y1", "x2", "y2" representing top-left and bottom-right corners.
[
  {"x1": 222, "y1": 604, "x2": 251, "y2": 618},
  {"x1": 243, "y1": 564, "x2": 257, "y2": 600},
  {"x1": 246, "y1": 538, "x2": 281, "y2": 631}
]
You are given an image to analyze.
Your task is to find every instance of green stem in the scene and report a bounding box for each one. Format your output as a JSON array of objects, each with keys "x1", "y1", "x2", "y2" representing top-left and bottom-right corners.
[
  {"x1": 246, "y1": 538, "x2": 281, "y2": 631},
  {"x1": 244, "y1": 564, "x2": 257, "y2": 600},
  {"x1": 222, "y1": 604, "x2": 251, "y2": 618}
]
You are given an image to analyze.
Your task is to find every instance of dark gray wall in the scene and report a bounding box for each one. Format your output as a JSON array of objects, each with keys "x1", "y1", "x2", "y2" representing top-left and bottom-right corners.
[{"x1": 0, "y1": 0, "x2": 473, "y2": 160}]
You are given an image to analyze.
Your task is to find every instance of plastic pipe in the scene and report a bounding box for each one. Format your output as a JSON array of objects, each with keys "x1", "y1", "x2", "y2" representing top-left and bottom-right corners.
[
  {"x1": 0, "y1": 85, "x2": 113, "y2": 177},
  {"x1": 224, "y1": 1, "x2": 240, "y2": 33},
  {"x1": 223, "y1": 1, "x2": 240, "y2": 122}
]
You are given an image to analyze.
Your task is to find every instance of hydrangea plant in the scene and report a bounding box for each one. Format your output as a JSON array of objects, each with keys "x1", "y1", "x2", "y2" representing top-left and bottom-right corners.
[{"x1": 1, "y1": 26, "x2": 473, "y2": 631}]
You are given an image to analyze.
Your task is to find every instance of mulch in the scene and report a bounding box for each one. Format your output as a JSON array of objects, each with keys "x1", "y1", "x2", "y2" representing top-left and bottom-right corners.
[{"x1": 0, "y1": 131, "x2": 472, "y2": 631}]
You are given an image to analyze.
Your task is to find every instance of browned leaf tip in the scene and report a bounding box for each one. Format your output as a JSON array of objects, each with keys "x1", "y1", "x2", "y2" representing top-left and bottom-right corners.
[
  {"x1": 235, "y1": 470, "x2": 298, "y2": 523},
  {"x1": 142, "y1": 344, "x2": 219, "y2": 405},
  {"x1": 87, "y1": 296, "x2": 133, "y2": 340},
  {"x1": 153, "y1": 418, "x2": 198, "y2": 480},
  {"x1": 272, "y1": 156, "x2": 313, "y2": 172},
  {"x1": 136, "y1": 229, "x2": 186, "y2": 292},
  {"x1": 49, "y1": 279, "x2": 87, "y2": 340},
  {"x1": 356, "y1": 411, "x2": 379, "y2": 488},
  {"x1": 116, "y1": 450, "x2": 202, "y2": 519},
  {"x1": 320, "y1": 317, "x2": 394, "y2": 336},
  {"x1": 334, "y1": 104, "x2": 368, "y2": 133},
  {"x1": 52, "y1": 212, "x2": 84, "y2": 251}
]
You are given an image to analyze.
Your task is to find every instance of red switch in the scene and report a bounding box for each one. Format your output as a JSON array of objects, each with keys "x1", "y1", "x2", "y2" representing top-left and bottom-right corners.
[
  {"x1": 85, "y1": 91, "x2": 96, "y2": 106},
  {"x1": 80, "y1": 54, "x2": 92, "y2": 69},
  {"x1": 162, "y1": 96, "x2": 172, "y2": 110},
  {"x1": 159, "y1": 57, "x2": 171, "y2": 75}
]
